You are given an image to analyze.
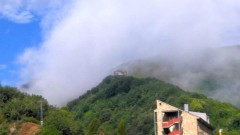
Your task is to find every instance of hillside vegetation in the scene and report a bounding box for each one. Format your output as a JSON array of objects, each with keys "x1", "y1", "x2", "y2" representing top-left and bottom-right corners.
[
  {"x1": 0, "y1": 85, "x2": 82, "y2": 135},
  {"x1": 68, "y1": 76, "x2": 240, "y2": 135},
  {"x1": 1, "y1": 76, "x2": 240, "y2": 135}
]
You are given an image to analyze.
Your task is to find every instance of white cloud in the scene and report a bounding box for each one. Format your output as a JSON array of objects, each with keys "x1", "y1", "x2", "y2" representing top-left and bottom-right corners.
[
  {"x1": 0, "y1": 0, "x2": 33, "y2": 23},
  {"x1": 18, "y1": 0, "x2": 240, "y2": 105},
  {"x1": 2, "y1": 10, "x2": 33, "y2": 23},
  {"x1": 0, "y1": 0, "x2": 71, "y2": 23}
]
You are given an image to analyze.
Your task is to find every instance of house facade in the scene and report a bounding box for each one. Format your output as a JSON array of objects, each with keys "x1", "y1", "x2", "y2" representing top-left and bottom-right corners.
[{"x1": 154, "y1": 100, "x2": 214, "y2": 135}]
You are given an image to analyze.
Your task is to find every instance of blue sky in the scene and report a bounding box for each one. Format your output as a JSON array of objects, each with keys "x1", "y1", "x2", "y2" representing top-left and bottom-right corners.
[
  {"x1": 0, "y1": 17, "x2": 41, "y2": 86},
  {"x1": 0, "y1": 0, "x2": 67, "y2": 86}
]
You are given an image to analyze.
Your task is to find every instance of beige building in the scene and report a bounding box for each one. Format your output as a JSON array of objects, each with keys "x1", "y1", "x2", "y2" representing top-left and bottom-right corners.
[{"x1": 154, "y1": 100, "x2": 214, "y2": 135}]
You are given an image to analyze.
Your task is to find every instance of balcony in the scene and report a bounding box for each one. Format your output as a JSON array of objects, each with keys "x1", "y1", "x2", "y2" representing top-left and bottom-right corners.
[{"x1": 162, "y1": 117, "x2": 182, "y2": 128}]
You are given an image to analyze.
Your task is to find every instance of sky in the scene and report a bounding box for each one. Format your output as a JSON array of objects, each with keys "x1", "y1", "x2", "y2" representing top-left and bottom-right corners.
[
  {"x1": 0, "y1": 19, "x2": 41, "y2": 85},
  {"x1": 1, "y1": 0, "x2": 240, "y2": 105},
  {"x1": 0, "y1": 0, "x2": 70, "y2": 86}
]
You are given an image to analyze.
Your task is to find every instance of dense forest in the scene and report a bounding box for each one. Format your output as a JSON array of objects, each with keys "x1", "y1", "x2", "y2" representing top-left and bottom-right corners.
[
  {"x1": 67, "y1": 76, "x2": 240, "y2": 135},
  {"x1": 0, "y1": 85, "x2": 82, "y2": 135},
  {"x1": 1, "y1": 76, "x2": 240, "y2": 134}
]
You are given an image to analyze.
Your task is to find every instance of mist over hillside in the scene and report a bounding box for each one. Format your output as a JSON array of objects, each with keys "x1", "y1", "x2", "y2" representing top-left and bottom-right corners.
[
  {"x1": 117, "y1": 46, "x2": 240, "y2": 106},
  {"x1": 17, "y1": 0, "x2": 240, "y2": 106}
]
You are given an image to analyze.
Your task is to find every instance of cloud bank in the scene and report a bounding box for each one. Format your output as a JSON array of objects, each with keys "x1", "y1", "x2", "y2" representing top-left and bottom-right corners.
[
  {"x1": 122, "y1": 46, "x2": 240, "y2": 106},
  {"x1": 14, "y1": 0, "x2": 240, "y2": 105}
]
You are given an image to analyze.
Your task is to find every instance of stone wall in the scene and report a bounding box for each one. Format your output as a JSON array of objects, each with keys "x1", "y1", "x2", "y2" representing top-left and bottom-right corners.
[{"x1": 181, "y1": 111, "x2": 198, "y2": 135}]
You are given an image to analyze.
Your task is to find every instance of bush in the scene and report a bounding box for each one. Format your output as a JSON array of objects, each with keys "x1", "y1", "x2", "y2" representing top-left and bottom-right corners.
[
  {"x1": 22, "y1": 117, "x2": 39, "y2": 124},
  {"x1": 0, "y1": 122, "x2": 9, "y2": 135},
  {"x1": 37, "y1": 127, "x2": 61, "y2": 135}
]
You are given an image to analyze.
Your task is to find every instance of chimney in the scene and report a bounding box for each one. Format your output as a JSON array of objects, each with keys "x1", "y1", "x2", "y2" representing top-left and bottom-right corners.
[{"x1": 184, "y1": 104, "x2": 189, "y2": 112}]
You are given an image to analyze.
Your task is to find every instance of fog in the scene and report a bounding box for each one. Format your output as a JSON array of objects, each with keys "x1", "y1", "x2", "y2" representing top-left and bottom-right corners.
[
  {"x1": 13, "y1": 0, "x2": 240, "y2": 105},
  {"x1": 121, "y1": 46, "x2": 240, "y2": 106}
]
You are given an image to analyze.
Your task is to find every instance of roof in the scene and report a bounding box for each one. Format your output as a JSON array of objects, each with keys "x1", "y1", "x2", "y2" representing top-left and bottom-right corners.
[
  {"x1": 189, "y1": 111, "x2": 209, "y2": 123},
  {"x1": 197, "y1": 118, "x2": 214, "y2": 130}
]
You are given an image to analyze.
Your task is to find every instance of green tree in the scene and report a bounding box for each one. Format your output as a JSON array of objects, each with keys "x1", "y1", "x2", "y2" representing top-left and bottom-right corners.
[
  {"x1": 86, "y1": 117, "x2": 101, "y2": 135},
  {"x1": 37, "y1": 127, "x2": 61, "y2": 135},
  {"x1": 117, "y1": 120, "x2": 126, "y2": 135},
  {"x1": 0, "y1": 122, "x2": 9, "y2": 135},
  {"x1": 0, "y1": 114, "x2": 5, "y2": 124},
  {"x1": 43, "y1": 108, "x2": 81, "y2": 135}
]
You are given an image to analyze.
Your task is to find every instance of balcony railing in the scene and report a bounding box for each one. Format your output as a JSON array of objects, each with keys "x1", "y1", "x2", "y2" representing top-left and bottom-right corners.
[{"x1": 162, "y1": 117, "x2": 182, "y2": 128}]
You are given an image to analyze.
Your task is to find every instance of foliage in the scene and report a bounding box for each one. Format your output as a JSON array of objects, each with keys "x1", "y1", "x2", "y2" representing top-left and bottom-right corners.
[
  {"x1": 43, "y1": 108, "x2": 83, "y2": 135},
  {"x1": 1, "y1": 76, "x2": 240, "y2": 134},
  {"x1": 0, "y1": 122, "x2": 8, "y2": 135},
  {"x1": 0, "y1": 85, "x2": 84, "y2": 135},
  {"x1": 0, "y1": 85, "x2": 50, "y2": 134},
  {"x1": 85, "y1": 117, "x2": 101, "y2": 135},
  {"x1": 117, "y1": 119, "x2": 126, "y2": 135},
  {"x1": 37, "y1": 127, "x2": 61, "y2": 135},
  {"x1": 0, "y1": 114, "x2": 5, "y2": 124},
  {"x1": 68, "y1": 76, "x2": 240, "y2": 135},
  {"x1": 0, "y1": 86, "x2": 49, "y2": 122}
]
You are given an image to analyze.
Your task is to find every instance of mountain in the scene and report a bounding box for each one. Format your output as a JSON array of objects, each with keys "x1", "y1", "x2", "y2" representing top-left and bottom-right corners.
[
  {"x1": 2, "y1": 75, "x2": 240, "y2": 134},
  {"x1": 116, "y1": 46, "x2": 240, "y2": 106},
  {"x1": 67, "y1": 76, "x2": 240, "y2": 135}
]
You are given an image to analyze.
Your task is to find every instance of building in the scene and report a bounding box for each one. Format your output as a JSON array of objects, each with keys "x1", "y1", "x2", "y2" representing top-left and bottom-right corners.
[
  {"x1": 113, "y1": 69, "x2": 128, "y2": 76},
  {"x1": 154, "y1": 100, "x2": 214, "y2": 135}
]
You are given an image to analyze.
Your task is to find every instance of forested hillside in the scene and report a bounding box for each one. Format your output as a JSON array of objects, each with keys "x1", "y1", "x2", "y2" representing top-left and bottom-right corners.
[
  {"x1": 0, "y1": 86, "x2": 82, "y2": 135},
  {"x1": 68, "y1": 76, "x2": 240, "y2": 135},
  {"x1": 1, "y1": 76, "x2": 240, "y2": 135}
]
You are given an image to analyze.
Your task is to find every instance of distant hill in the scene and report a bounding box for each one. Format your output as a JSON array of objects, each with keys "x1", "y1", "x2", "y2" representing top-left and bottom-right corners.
[
  {"x1": 116, "y1": 45, "x2": 240, "y2": 106},
  {"x1": 67, "y1": 76, "x2": 240, "y2": 135}
]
